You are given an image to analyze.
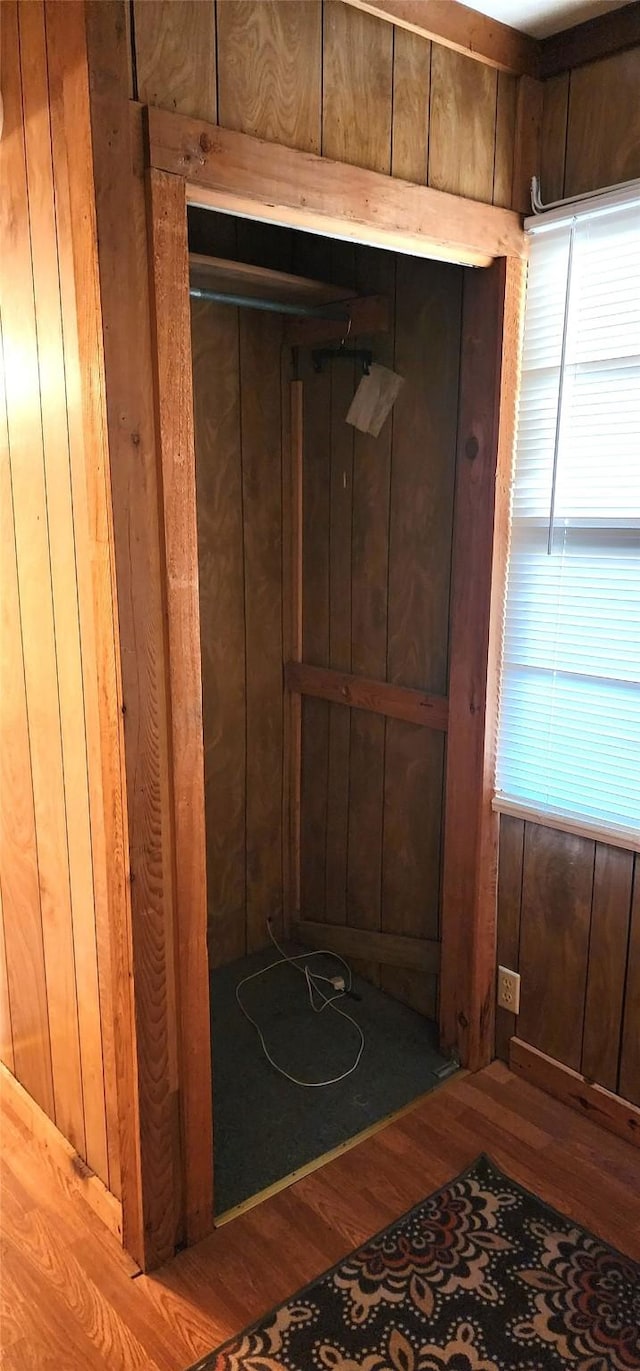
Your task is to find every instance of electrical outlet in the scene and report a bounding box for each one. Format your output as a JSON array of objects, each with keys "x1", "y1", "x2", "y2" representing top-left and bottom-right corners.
[{"x1": 497, "y1": 966, "x2": 520, "y2": 1014}]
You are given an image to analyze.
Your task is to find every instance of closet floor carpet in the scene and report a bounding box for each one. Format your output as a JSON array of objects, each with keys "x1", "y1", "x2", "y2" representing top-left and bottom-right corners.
[{"x1": 210, "y1": 945, "x2": 451, "y2": 1215}]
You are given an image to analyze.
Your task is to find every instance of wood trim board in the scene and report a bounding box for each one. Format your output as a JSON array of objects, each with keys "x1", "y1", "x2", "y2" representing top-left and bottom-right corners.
[
  {"x1": 336, "y1": 0, "x2": 540, "y2": 76},
  {"x1": 146, "y1": 168, "x2": 213, "y2": 1246},
  {"x1": 510, "y1": 1038, "x2": 640, "y2": 1148},
  {"x1": 440, "y1": 257, "x2": 527, "y2": 1072},
  {"x1": 285, "y1": 662, "x2": 449, "y2": 731},
  {"x1": 294, "y1": 921, "x2": 440, "y2": 974},
  {"x1": 0, "y1": 1062, "x2": 124, "y2": 1243},
  {"x1": 146, "y1": 109, "x2": 527, "y2": 268}
]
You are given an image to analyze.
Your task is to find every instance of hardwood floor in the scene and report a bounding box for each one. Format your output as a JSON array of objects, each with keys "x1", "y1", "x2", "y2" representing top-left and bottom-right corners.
[{"x1": 2, "y1": 1062, "x2": 639, "y2": 1370}]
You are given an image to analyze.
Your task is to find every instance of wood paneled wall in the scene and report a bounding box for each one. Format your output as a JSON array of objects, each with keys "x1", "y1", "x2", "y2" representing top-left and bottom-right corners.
[
  {"x1": 540, "y1": 46, "x2": 640, "y2": 200},
  {"x1": 495, "y1": 42, "x2": 640, "y2": 1100},
  {"x1": 190, "y1": 214, "x2": 292, "y2": 967},
  {"x1": 296, "y1": 238, "x2": 462, "y2": 1018},
  {"x1": 497, "y1": 818, "x2": 639, "y2": 1106},
  {"x1": 130, "y1": 0, "x2": 519, "y2": 210},
  {"x1": 0, "y1": 2, "x2": 128, "y2": 1201}
]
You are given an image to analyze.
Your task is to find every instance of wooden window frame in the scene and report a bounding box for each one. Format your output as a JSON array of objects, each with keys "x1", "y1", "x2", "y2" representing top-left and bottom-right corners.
[{"x1": 144, "y1": 110, "x2": 526, "y2": 1260}]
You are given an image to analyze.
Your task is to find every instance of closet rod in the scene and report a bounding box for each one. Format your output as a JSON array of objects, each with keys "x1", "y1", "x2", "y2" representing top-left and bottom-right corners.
[{"x1": 189, "y1": 286, "x2": 350, "y2": 321}]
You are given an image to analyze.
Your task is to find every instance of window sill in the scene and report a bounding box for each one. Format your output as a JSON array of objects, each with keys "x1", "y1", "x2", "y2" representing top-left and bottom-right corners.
[{"x1": 492, "y1": 797, "x2": 640, "y2": 854}]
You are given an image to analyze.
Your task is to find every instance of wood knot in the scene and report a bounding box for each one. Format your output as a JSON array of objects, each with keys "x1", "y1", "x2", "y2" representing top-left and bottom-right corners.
[
  {"x1": 199, "y1": 132, "x2": 213, "y2": 155},
  {"x1": 131, "y1": 431, "x2": 140, "y2": 447},
  {"x1": 457, "y1": 1011, "x2": 469, "y2": 1029},
  {"x1": 465, "y1": 435, "x2": 479, "y2": 461}
]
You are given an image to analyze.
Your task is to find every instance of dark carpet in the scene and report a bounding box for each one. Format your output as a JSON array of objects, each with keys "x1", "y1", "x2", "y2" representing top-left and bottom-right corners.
[
  {"x1": 210, "y1": 944, "x2": 453, "y2": 1215},
  {"x1": 190, "y1": 1154, "x2": 640, "y2": 1370}
]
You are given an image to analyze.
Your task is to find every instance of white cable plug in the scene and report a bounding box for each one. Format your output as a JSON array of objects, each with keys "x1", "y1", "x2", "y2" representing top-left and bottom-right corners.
[{"x1": 234, "y1": 921, "x2": 364, "y2": 1087}]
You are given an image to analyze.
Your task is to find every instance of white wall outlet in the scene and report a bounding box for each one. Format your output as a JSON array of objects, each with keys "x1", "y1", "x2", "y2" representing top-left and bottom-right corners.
[{"x1": 497, "y1": 966, "x2": 521, "y2": 1015}]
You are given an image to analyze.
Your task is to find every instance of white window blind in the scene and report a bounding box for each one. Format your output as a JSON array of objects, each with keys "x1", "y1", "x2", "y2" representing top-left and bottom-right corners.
[{"x1": 495, "y1": 197, "x2": 640, "y2": 848}]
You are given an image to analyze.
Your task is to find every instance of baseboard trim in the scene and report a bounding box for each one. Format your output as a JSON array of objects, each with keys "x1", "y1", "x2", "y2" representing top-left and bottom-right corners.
[
  {"x1": 0, "y1": 1062, "x2": 123, "y2": 1241},
  {"x1": 509, "y1": 1038, "x2": 640, "y2": 1149}
]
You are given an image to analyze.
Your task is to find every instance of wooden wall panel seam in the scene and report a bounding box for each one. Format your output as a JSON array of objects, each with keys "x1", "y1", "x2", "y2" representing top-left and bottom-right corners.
[
  {"x1": 0, "y1": 314, "x2": 55, "y2": 1118},
  {"x1": 2, "y1": 0, "x2": 86, "y2": 1157},
  {"x1": 20, "y1": 0, "x2": 110, "y2": 1188}
]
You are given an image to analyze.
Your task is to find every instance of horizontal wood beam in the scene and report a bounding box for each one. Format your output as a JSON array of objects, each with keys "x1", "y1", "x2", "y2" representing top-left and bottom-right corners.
[
  {"x1": 147, "y1": 109, "x2": 527, "y2": 268},
  {"x1": 540, "y1": 2, "x2": 640, "y2": 77},
  {"x1": 337, "y1": 0, "x2": 540, "y2": 76},
  {"x1": 284, "y1": 295, "x2": 389, "y2": 346},
  {"x1": 285, "y1": 661, "x2": 449, "y2": 731},
  {"x1": 0, "y1": 1063, "x2": 124, "y2": 1241},
  {"x1": 509, "y1": 1038, "x2": 640, "y2": 1149},
  {"x1": 294, "y1": 921, "x2": 440, "y2": 974}
]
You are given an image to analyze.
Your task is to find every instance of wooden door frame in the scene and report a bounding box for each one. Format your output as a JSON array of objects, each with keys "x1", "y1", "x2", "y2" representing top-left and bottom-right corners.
[{"x1": 143, "y1": 108, "x2": 526, "y2": 1260}]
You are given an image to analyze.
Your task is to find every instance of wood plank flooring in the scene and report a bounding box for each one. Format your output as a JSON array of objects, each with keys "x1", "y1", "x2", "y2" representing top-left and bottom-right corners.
[{"x1": 2, "y1": 1063, "x2": 640, "y2": 1370}]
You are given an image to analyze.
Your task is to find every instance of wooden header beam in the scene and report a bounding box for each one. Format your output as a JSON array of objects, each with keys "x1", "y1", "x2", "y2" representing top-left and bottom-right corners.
[
  {"x1": 540, "y1": 1, "x2": 640, "y2": 77},
  {"x1": 147, "y1": 109, "x2": 527, "y2": 268},
  {"x1": 337, "y1": 0, "x2": 540, "y2": 75}
]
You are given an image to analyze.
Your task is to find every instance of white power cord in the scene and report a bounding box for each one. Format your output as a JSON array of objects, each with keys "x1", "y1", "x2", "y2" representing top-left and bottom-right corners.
[{"x1": 234, "y1": 920, "x2": 365, "y2": 1087}]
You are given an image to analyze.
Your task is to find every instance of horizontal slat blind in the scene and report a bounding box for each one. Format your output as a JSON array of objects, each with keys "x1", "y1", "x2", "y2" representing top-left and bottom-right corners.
[{"x1": 496, "y1": 201, "x2": 640, "y2": 845}]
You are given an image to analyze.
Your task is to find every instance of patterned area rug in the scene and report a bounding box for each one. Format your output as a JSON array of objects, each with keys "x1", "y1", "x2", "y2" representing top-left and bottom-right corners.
[{"x1": 190, "y1": 1155, "x2": 640, "y2": 1371}]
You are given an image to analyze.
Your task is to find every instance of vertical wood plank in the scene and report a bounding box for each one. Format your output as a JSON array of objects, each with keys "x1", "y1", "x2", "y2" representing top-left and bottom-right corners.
[
  {"x1": 324, "y1": 243, "x2": 355, "y2": 927},
  {"x1": 240, "y1": 308, "x2": 285, "y2": 950},
  {"x1": 518, "y1": 825, "x2": 594, "y2": 1072},
  {"x1": 1, "y1": 0, "x2": 85, "y2": 1157},
  {"x1": 285, "y1": 381, "x2": 304, "y2": 924},
  {"x1": 217, "y1": 0, "x2": 322, "y2": 154},
  {"x1": 428, "y1": 46, "x2": 497, "y2": 202},
  {"x1": 86, "y1": 0, "x2": 181, "y2": 1266},
  {"x1": 192, "y1": 297, "x2": 246, "y2": 965},
  {"x1": 540, "y1": 72, "x2": 569, "y2": 202},
  {"x1": 512, "y1": 75, "x2": 543, "y2": 215},
  {"x1": 564, "y1": 49, "x2": 640, "y2": 196},
  {"x1": 391, "y1": 28, "x2": 431, "y2": 183},
  {"x1": 134, "y1": 0, "x2": 217, "y2": 122},
  {"x1": 0, "y1": 328, "x2": 53, "y2": 1115},
  {"x1": 322, "y1": 0, "x2": 393, "y2": 173},
  {"x1": 20, "y1": 0, "x2": 109, "y2": 1187},
  {"x1": 346, "y1": 247, "x2": 395, "y2": 974},
  {"x1": 0, "y1": 887, "x2": 14, "y2": 1075},
  {"x1": 495, "y1": 815, "x2": 524, "y2": 1063},
  {"x1": 46, "y1": 0, "x2": 135, "y2": 1207},
  {"x1": 382, "y1": 255, "x2": 460, "y2": 1014},
  {"x1": 298, "y1": 235, "x2": 332, "y2": 923},
  {"x1": 387, "y1": 258, "x2": 461, "y2": 697},
  {"x1": 440, "y1": 257, "x2": 526, "y2": 1070},
  {"x1": 619, "y1": 860, "x2": 640, "y2": 1107},
  {"x1": 493, "y1": 72, "x2": 517, "y2": 209},
  {"x1": 147, "y1": 167, "x2": 213, "y2": 1246},
  {"x1": 582, "y1": 844, "x2": 634, "y2": 1091}
]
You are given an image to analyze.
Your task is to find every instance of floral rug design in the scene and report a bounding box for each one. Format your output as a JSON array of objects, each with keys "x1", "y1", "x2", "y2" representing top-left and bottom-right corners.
[{"x1": 189, "y1": 1155, "x2": 640, "y2": 1371}]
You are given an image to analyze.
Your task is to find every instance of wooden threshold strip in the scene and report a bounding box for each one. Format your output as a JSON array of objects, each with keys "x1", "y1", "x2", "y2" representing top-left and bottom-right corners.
[
  {"x1": 285, "y1": 662, "x2": 448, "y2": 732},
  {"x1": 509, "y1": 1038, "x2": 640, "y2": 1149},
  {"x1": 294, "y1": 921, "x2": 440, "y2": 974},
  {"x1": 147, "y1": 110, "x2": 526, "y2": 269}
]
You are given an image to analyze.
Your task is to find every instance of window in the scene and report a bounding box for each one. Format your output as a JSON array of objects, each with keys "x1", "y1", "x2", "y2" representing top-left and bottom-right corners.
[{"x1": 496, "y1": 195, "x2": 640, "y2": 848}]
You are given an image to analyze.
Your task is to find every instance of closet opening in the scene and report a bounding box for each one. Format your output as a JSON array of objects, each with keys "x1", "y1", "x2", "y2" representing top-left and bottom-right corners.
[{"x1": 188, "y1": 205, "x2": 461, "y2": 1220}]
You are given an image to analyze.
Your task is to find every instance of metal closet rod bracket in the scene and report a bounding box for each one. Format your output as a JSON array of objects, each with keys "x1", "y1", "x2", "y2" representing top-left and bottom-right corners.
[{"x1": 312, "y1": 347, "x2": 373, "y2": 374}]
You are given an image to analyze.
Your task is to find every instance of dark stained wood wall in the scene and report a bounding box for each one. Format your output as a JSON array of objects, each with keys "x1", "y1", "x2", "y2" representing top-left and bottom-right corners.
[
  {"x1": 0, "y1": 1, "x2": 126, "y2": 1198},
  {"x1": 296, "y1": 239, "x2": 462, "y2": 1018},
  {"x1": 189, "y1": 210, "x2": 462, "y2": 1012},
  {"x1": 130, "y1": 0, "x2": 519, "y2": 209},
  {"x1": 540, "y1": 47, "x2": 640, "y2": 199},
  {"x1": 495, "y1": 43, "x2": 640, "y2": 1103},
  {"x1": 497, "y1": 818, "x2": 639, "y2": 1106},
  {"x1": 190, "y1": 214, "x2": 293, "y2": 967}
]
